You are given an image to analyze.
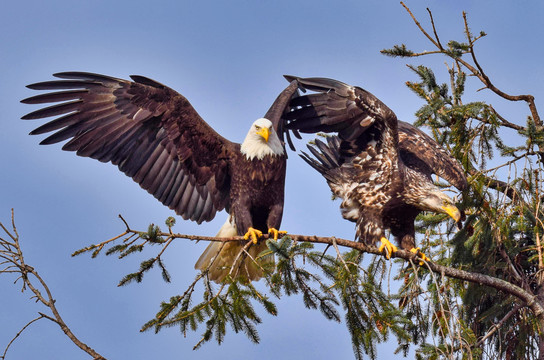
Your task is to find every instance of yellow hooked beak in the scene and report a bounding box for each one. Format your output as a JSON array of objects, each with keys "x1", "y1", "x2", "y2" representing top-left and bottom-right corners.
[
  {"x1": 442, "y1": 204, "x2": 461, "y2": 222},
  {"x1": 256, "y1": 127, "x2": 270, "y2": 143}
]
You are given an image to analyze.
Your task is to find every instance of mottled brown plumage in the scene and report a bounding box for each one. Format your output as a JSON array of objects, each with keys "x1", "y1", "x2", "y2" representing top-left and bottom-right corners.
[
  {"x1": 22, "y1": 72, "x2": 299, "y2": 282},
  {"x1": 285, "y1": 76, "x2": 466, "y2": 257}
]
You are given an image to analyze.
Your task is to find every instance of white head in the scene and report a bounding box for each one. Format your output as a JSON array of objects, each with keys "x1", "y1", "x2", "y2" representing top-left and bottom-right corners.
[{"x1": 240, "y1": 118, "x2": 284, "y2": 160}]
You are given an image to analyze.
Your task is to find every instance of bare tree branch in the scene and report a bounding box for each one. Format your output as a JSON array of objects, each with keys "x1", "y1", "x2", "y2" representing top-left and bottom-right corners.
[
  {"x1": 426, "y1": 7, "x2": 444, "y2": 50},
  {"x1": 460, "y1": 12, "x2": 541, "y2": 126},
  {"x1": 0, "y1": 210, "x2": 106, "y2": 360},
  {"x1": 400, "y1": 2, "x2": 440, "y2": 49},
  {"x1": 487, "y1": 105, "x2": 525, "y2": 131},
  {"x1": 400, "y1": 2, "x2": 541, "y2": 128}
]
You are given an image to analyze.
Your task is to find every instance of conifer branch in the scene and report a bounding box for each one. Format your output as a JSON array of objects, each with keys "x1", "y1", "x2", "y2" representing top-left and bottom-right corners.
[
  {"x1": 487, "y1": 105, "x2": 525, "y2": 131},
  {"x1": 98, "y1": 220, "x2": 544, "y2": 321}
]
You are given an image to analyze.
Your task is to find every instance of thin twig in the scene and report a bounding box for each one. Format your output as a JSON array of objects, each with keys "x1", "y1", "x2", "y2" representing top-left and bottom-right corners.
[
  {"x1": 1, "y1": 315, "x2": 45, "y2": 360},
  {"x1": 228, "y1": 239, "x2": 255, "y2": 280},
  {"x1": 331, "y1": 237, "x2": 350, "y2": 272},
  {"x1": 426, "y1": 7, "x2": 444, "y2": 50},
  {"x1": 474, "y1": 303, "x2": 522, "y2": 349},
  {"x1": 400, "y1": 2, "x2": 440, "y2": 48}
]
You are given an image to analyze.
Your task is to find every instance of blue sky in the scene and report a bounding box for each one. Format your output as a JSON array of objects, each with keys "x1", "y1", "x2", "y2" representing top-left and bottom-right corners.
[{"x1": 1, "y1": 1, "x2": 543, "y2": 359}]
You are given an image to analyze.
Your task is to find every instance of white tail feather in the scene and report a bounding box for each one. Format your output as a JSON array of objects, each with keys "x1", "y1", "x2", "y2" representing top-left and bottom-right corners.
[{"x1": 194, "y1": 216, "x2": 274, "y2": 283}]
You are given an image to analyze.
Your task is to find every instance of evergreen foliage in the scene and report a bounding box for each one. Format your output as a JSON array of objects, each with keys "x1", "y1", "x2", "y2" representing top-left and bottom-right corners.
[{"x1": 379, "y1": 6, "x2": 544, "y2": 359}]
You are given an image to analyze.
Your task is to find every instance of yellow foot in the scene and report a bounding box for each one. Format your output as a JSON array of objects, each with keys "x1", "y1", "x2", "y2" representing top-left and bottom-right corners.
[
  {"x1": 378, "y1": 237, "x2": 397, "y2": 260},
  {"x1": 268, "y1": 228, "x2": 287, "y2": 241},
  {"x1": 243, "y1": 227, "x2": 263, "y2": 244},
  {"x1": 410, "y1": 247, "x2": 430, "y2": 265}
]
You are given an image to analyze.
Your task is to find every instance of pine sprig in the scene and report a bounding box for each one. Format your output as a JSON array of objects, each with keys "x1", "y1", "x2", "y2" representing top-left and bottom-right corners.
[{"x1": 380, "y1": 44, "x2": 415, "y2": 57}]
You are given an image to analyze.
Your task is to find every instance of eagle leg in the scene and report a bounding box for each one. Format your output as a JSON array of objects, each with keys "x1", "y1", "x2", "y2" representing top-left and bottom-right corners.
[
  {"x1": 410, "y1": 247, "x2": 430, "y2": 266},
  {"x1": 268, "y1": 228, "x2": 287, "y2": 241},
  {"x1": 243, "y1": 227, "x2": 263, "y2": 244},
  {"x1": 378, "y1": 237, "x2": 398, "y2": 260}
]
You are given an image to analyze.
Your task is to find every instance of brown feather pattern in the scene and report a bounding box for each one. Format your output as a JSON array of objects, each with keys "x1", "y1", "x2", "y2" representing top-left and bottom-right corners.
[{"x1": 287, "y1": 75, "x2": 467, "y2": 251}]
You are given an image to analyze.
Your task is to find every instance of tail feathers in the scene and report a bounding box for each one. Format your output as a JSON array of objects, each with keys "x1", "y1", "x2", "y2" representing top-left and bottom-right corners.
[
  {"x1": 314, "y1": 137, "x2": 341, "y2": 168},
  {"x1": 194, "y1": 216, "x2": 274, "y2": 283}
]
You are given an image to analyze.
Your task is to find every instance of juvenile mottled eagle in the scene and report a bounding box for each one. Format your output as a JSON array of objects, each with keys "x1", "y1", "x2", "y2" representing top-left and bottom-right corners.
[
  {"x1": 22, "y1": 72, "x2": 299, "y2": 282},
  {"x1": 284, "y1": 76, "x2": 467, "y2": 261}
]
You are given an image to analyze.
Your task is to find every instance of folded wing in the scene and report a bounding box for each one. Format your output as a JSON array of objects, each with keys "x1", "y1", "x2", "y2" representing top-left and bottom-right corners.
[{"x1": 397, "y1": 121, "x2": 467, "y2": 191}]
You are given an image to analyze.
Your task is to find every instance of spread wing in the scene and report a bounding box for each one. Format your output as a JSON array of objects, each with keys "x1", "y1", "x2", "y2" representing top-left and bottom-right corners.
[
  {"x1": 283, "y1": 75, "x2": 399, "y2": 161},
  {"x1": 397, "y1": 121, "x2": 467, "y2": 191},
  {"x1": 21, "y1": 72, "x2": 235, "y2": 223},
  {"x1": 283, "y1": 75, "x2": 466, "y2": 192}
]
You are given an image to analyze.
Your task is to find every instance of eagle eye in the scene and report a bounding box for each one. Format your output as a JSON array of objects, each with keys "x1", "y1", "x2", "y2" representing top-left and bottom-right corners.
[{"x1": 255, "y1": 125, "x2": 261, "y2": 130}]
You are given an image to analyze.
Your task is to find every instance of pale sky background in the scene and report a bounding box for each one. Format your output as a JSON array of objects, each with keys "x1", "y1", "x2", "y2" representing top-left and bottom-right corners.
[{"x1": 1, "y1": 1, "x2": 543, "y2": 359}]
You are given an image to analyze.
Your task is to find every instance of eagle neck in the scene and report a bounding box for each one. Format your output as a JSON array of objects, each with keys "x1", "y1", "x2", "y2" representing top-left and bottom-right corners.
[
  {"x1": 402, "y1": 166, "x2": 437, "y2": 206},
  {"x1": 240, "y1": 130, "x2": 284, "y2": 161}
]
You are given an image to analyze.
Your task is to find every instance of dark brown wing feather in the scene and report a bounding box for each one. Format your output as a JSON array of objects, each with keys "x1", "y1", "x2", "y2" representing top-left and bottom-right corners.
[
  {"x1": 285, "y1": 75, "x2": 466, "y2": 191},
  {"x1": 263, "y1": 80, "x2": 301, "y2": 151},
  {"x1": 283, "y1": 75, "x2": 399, "y2": 157},
  {"x1": 397, "y1": 121, "x2": 467, "y2": 191},
  {"x1": 22, "y1": 72, "x2": 235, "y2": 223}
]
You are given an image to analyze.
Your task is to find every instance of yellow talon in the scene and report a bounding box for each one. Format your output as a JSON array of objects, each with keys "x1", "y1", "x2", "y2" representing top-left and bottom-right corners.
[
  {"x1": 268, "y1": 228, "x2": 287, "y2": 241},
  {"x1": 243, "y1": 227, "x2": 263, "y2": 244},
  {"x1": 378, "y1": 237, "x2": 397, "y2": 259},
  {"x1": 410, "y1": 247, "x2": 430, "y2": 265}
]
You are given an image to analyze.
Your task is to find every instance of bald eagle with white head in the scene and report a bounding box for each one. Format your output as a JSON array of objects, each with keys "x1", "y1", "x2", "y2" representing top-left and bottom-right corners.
[
  {"x1": 284, "y1": 76, "x2": 467, "y2": 261},
  {"x1": 22, "y1": 72, "x2": 299, "y2": 282}
]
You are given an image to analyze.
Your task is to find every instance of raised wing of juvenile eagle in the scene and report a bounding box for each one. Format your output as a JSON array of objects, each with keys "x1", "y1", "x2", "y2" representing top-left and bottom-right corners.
[
  {"x1": 22, "y1": 72, "x2": 299, "y2": 282},
  {"x1": 284, "y1": 75, "x2": 467, "y2": 261}
]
